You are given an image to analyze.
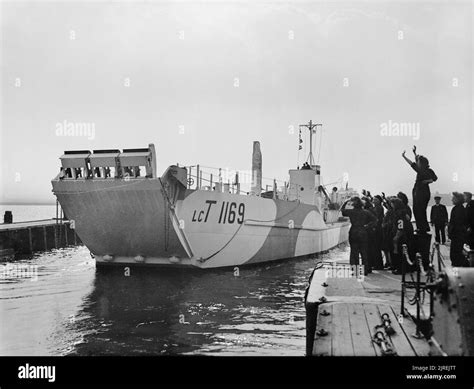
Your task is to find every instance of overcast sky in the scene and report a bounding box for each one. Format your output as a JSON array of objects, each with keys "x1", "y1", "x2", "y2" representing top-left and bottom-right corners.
[{"x1": 1, "y1": 0, "x2": 472, "y2": 203}]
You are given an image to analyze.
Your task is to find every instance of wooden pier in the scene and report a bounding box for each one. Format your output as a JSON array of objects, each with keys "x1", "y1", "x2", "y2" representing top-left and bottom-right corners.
[
  {"x1": 0, "y1": 219, "x2": 81, "y2": 257},
  {"x1": 305, "y1": 256, "x2": 431, "y2": 356},
  {"x1": 305, "y1": 241, "x2": 473, "y2": 357}
]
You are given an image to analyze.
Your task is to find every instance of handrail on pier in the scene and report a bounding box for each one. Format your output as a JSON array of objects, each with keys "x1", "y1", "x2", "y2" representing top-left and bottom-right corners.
[{"x1": 400, "y1": 241, "x2": 450, "y2": 339}]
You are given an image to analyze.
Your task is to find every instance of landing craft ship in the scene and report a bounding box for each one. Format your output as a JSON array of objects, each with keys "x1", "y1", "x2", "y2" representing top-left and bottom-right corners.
[{"x1": 51, "y1": 121, "x2": 351, "y2": 269}]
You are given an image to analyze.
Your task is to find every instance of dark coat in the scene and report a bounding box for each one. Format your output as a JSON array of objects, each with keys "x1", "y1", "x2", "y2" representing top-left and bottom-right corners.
[
  {"x1": 466, "y1": 200, "x2": 474, "y2": 230},
  {"x1": 410, "y1": 162, "x2": 438, "y2": 192},
  {"x1": 448, "y1": 204, "x2": 467, "y2": 240},
  {"x1": 430, "y1": 203, "x2": 448, "y2": 225},
  {"x1": 342, "y1": 208, "x2": 377, "y2": 242}
]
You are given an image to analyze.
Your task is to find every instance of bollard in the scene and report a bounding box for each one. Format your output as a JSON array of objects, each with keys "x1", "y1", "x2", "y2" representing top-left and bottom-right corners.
[{"x1": 3, "y1": 211, "x2": 13, "y2": 224}]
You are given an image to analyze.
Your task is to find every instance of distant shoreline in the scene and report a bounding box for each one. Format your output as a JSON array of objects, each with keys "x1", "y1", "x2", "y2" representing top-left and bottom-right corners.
[{"x1": 0, "y1": 203, "x2": 56, "y2": 206}]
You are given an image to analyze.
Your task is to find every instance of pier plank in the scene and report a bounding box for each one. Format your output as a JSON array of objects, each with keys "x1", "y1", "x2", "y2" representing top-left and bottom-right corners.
[
  {"x1": 377, "y1": 304, "x2": 415, "y2": 356},
  {"x1": 363, "y1": 303, "x2": 385, "y2": 357},
  {"x1": 390, "y1": 306, "x2": 430, "y2": 357},
  {"x1": 347, "y1": 303, "x2": 377, "y2": 356},
  {"x1": 332, "y1": 303, "x2": 354, "y2": 356},
  {"x1": 326, "y1": 273, "x2": 365, "y2": 297},
  {"x1": 312, "y1": 304, "x2": 333, "y2": 356}
]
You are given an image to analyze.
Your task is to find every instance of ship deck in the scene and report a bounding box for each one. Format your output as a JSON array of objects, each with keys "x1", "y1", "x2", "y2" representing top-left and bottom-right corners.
[{"x1": 304, "y1": 245, "x2": 456, "y2": 356}]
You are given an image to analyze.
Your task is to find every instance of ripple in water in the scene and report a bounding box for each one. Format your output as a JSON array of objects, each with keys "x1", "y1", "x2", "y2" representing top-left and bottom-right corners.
[{"x1": 0, "y1": 243, "x2": 349, "y2": 356}]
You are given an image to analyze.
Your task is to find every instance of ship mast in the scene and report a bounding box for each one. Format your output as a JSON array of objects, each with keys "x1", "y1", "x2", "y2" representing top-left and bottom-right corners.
[{"x1": 299, "y1": 120, "x2": 322, "y2": 167}]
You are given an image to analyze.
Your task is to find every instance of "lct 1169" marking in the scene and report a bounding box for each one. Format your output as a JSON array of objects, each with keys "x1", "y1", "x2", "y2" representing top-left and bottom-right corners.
[
  {"x1": 191, "y1": 200, "x2": 245, "y2": 224},
  {"x1": 218, "y1": 201, "x2": 245, "y2": 224}
]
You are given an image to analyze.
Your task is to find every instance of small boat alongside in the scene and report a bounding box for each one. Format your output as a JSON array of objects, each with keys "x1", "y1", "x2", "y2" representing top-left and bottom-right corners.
[{"x1": 51, "y1": 121, "x2": 351, "y2": 269}]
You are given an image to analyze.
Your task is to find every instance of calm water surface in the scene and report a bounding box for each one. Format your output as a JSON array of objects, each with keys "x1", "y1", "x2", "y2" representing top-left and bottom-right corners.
[
  {"x1": 0, "y1": 244, "x2": 350, "y2": 356},
  {"x1": 0, "y1": 203, "x2": 449, "y2": 355},
  {"x1": 0, "y1": 206, "x2": 351, "y2": 355}
]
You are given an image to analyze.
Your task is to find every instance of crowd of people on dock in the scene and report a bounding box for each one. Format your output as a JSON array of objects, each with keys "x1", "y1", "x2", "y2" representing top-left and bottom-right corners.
[{"x1": 340, "y1": 146, "x2": 474, "y2": 276}]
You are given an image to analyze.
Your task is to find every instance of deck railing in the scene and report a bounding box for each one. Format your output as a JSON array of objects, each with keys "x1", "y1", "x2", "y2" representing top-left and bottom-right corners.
[
  {"x1": 400, "y1": 240, "x2": 471, "y2": 345},
  {"x1": 183, "y1": 164, "x2": 289, "y2": 198},
  {"x1": 183, "y1": 164, "x2": 347, "y2": 206}
]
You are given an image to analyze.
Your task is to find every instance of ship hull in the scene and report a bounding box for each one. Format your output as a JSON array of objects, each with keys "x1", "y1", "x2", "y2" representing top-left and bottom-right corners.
[{"x1": 52, "y1": 172, "x2": 349, "y2": 269}]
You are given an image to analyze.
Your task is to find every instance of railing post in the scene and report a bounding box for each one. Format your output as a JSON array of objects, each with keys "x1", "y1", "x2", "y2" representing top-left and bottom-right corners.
[
  {"x1": 436, "y1": 242, "x2": 442, "y2": 272},
  {"x1": 235, "y1": 171, "x2": 240, "y2": 194},
  {"x1": 430, "y1": 243, "x2": 435, "y2": 268},
  {"x1": 188, "y1": 166, "x2": 193, "y2": 189},
  {"x1": 429, "y1": 277, "x2": 434, "y2": 319},
  {"x1": 401, "y1": 244, "x2": 407, "y2": 316},
  {"x1": 196, "y1": 164, "x2": 200, "y2": 189},
  {"x1": 414, "y1": 252, "x2": 422, "y2": 338}
]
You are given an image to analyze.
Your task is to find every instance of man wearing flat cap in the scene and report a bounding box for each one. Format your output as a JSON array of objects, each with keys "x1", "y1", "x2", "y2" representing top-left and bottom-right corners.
[{"x1": 430, "y1": 195, "x2": 448, "y2": 244}]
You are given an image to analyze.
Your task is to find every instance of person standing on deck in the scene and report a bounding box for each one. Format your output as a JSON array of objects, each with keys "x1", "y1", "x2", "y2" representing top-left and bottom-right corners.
[
  {"x1": 448, "y1": 192, "x2": 469, "y2": 267},
  {"x1": 464, "y1": 192, "x2": 474, "y2": 249},
  {"x1": 364, "y1": 196, "x2": 384, "y2": 270},
  {"x1": 372, "y1": 195, "x2": 385, "y2": 270},
  {"x1": 362, "y1": 197, "x2": 376, "y2": 271},
  {"x1": 391, "y1": 198, "x2": 415, "y2": 274},
  {"x1": 330, "y1": 187, "x2": 338, "y2": 204},
  {"x1": 397, "y1": 192, "x2": 412, "y2": 220},
  {"x1": 381, "y1": 198, "x2": 395, "y2": 269},
  {"x1": 430, "y1": 196, "x2": 448, "y2": 244},
  {"x1": 401, "y1": 146, "x2": 437, "y2": 233},
  {"x1": 341, "y1": 197, "x2": 378, "y2": 276}
]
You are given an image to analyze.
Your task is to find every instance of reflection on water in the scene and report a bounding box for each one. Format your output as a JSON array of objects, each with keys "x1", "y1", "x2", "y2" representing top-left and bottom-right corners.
[{"x1": 0, "y1": 244, "x2": 349, "y2": 356}]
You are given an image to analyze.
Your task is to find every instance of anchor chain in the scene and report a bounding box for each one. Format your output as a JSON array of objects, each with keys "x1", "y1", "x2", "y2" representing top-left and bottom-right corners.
[{"x1": 372, "y1": 330, "x2": 397, "y2": 356}]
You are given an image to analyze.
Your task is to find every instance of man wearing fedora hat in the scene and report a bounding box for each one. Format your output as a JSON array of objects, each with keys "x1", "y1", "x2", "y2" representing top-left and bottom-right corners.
[{"x1": 430, "y1": 195, "x2": 448, "y2": 244}]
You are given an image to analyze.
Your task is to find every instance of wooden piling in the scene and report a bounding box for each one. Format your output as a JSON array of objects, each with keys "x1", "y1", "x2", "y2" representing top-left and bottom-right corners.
[
  {"x1": 0, "y1": 219, "x2": 81, "y2": 257},
  {"x1": 54, "y1": 225, "x2": 58, "y2": 248},
  {"x1": 43, "y1": 226, "x2": 47, "y2": 251},
  {"x1": 28, "y1": 228, "x2": 33, "y2": 253}
]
